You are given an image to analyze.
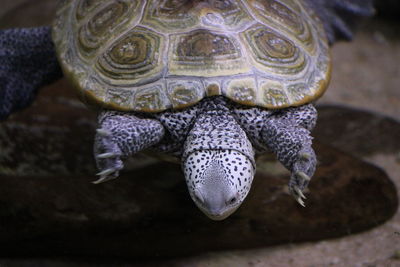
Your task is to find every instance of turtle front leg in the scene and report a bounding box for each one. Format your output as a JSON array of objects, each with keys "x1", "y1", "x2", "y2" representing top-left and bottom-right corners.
[
  {"x1": 94, "y1": 110, "x2": 165, "y2": 184},
  {"x1": 261, "y1": 104, "x2": 317, "y2": 206}
]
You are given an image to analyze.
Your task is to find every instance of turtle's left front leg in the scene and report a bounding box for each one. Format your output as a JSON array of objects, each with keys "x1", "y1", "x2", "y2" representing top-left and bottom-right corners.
[
  {"x1": 261, "y1": 104, "x2": 317, "y2": 206},
  {"x1": 94, "y1": 110, "x2": 165, "y2": 184}
]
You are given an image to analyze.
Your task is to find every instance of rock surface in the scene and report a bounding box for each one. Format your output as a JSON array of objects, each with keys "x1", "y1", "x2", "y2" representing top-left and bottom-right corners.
[
  {"x1": 0, "y1": 80, "x2": 397, "y2": 259},
  {"x1": 315, "y1": 105, "x2": 400, "y2": 157}
]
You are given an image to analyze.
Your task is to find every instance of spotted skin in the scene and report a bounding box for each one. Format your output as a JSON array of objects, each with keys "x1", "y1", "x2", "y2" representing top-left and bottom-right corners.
[
  {"x1": 180, "y1": 100, "x2": 255, "y2": 219},
  {"x1": 94, "y1": 111, "x2": 165, "y2": 183},
  {"x1": 95, "y1": 96, "x2": 317, "y2": 218},
  {"x1": 261, "y1": 109, "x2": 317, "y2": 204},
  {"x1": 183, "y1": 150, "x2": 254, "y2": 220}
]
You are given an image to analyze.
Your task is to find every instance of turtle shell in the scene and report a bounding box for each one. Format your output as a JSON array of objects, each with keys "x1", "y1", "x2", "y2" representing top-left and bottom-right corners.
[{"x1": 52, "y1": 0, "x2": 331, "y2": 112}]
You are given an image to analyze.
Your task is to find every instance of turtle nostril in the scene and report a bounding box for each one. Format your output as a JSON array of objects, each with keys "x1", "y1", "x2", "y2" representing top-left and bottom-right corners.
[{"x1": 226, "y1": 195, "x2": 238, "y2": 206}]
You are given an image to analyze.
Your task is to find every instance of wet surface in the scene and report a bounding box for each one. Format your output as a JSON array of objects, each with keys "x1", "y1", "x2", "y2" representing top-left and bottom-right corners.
[{"x1": 314, "y1": 105, "x2": 400, "y2": 156}]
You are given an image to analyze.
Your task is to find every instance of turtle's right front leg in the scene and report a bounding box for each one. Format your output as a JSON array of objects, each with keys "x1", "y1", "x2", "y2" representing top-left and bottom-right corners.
[{"x1": 94, "y1": 110, "x2": 165, "y2": 184}]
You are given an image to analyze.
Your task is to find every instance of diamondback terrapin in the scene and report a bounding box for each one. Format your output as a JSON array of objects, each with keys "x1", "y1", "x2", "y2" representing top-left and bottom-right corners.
[
  {"x1": 51, "y1": 0, "x2": 331, "y2": 220},
  {"x1": 0, "y1": 0, "x2": 374, "y2": 221}
]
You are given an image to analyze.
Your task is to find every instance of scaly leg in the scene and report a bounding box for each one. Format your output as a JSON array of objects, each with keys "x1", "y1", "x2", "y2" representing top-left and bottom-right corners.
[
  {"x1": 261, "y1": 104, "x2": 317, "y2": 206},
  {"x1": 94, "y1": 110, "x2": 165, "y2": 184},
  {"x1": 0, "y1": 27, "x2": 62, "y2": 120}
]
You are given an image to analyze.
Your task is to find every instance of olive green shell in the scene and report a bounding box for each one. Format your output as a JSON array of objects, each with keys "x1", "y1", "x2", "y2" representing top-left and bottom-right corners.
[{"x1": 52, "y1": 0, "x2": 331, "y2": 112}]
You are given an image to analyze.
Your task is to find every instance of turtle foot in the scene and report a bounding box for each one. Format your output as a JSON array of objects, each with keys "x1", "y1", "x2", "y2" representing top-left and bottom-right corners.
[
  {"x1": 93, "y1": 128, "x2": 124, "y2": 184},
  {"x1": 289, "y1": 171, "x2": 310, "y2": 207},
  {"x1": 288, "y1": 149, "x2": 316, "y2": 207}
]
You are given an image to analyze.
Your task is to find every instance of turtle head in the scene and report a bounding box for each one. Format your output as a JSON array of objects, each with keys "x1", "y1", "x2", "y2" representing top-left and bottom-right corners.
[{"x1": 183, "y1": 150, "x2": 255, "y2": 220}]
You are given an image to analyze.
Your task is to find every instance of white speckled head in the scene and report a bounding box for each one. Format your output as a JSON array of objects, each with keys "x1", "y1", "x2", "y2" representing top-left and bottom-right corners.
[{"x1": 183, "y1": 149, "x2": 255, "y2": 220}]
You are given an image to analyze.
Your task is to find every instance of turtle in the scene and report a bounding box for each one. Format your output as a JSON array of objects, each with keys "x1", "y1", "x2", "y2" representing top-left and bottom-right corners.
[{"x1": 0, "y1": 0, "x2": 374, "y2": 220}]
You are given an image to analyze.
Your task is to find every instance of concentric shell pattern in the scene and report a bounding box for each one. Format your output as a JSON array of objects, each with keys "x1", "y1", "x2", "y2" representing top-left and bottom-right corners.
[{"x1": 53, "y1": 0, "x2": 331, "y2": 112}]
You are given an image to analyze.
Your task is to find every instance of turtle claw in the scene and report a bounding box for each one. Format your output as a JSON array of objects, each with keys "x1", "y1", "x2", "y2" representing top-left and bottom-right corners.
[
  {"x1": 296, "y1": 171, "x2": 311, "y2": 183},
  {"x1": 92, "y1": 168, "x2": 119, "y2": 184},
  {"x1": 96, "y1": 128, "x2": 111, "y2": 137},
  {"x1": 97, "y1": 152, "x2": 119, "y2": 159},
  {"x1": 299, "y1": 152, "x2": 312, "y2": 161},
  {"x1": 295, "y1": 186, "x2": 306, "y2": 200},
  {"x1": 96, "y1": 168, "x2": 116, "y2": 177},
  {"x1": 296, "y1": 196, "x2": 306, "y2": 207},
  {"x1": 290, "y1": 185, "x2": 306, "y2": 207},
  {"x1": 289, "y1": 171, "x2": 311, "y2": 207},
  {"x1": 95, "y1": 126, "x2": 124, "y2": 184},
  {"x1": 92, "y1": 175, "x2": 117, "y2": 184}
]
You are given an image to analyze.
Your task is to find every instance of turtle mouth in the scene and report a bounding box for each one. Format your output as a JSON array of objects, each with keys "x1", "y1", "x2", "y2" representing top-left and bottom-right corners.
[
  {"x1": 206, "y1": 212, "x2": 231, "y2": 221},
  {"x1": 190, "y1": 191, "x2": 241, "y2": 221},
  {"x1": 200, "y1": 206, "x2": 239, "y2": 221}
]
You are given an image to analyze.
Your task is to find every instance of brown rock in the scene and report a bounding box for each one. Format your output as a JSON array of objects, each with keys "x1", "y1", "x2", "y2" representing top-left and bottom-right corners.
[
  {"x1": 0, "y1": 81, "x2": 397, "y2": 258},
  {"x1": 0, "y1": 146, "x2": 396, "y2": 258},
  {"x1": 315, "y1": 105, "x2": 400, "y2": 157},
  {"x1": 0, "y1": 79, "x2": 97, "y2": 176}
]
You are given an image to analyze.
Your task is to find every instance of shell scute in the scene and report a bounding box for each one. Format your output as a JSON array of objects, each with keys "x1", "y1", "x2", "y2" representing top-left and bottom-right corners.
[
  {"x1": 169, "y1": 29, "x2": 249, "y2": 76},
  {"x1": 77, "y1": 0, "x2": 140, "y2": 58},
  {"x1": 260, "y1": 81, "x2": 290, "y2": 107},
  {"x1": 105, "y1": 88, "x2": 134, "y2": 109},
  {"x1": 76, "y1": 0, "x2": 102, "y2": 21},
  {"x1": 131, "y1": 83, "x2": 166, "y2": 112},
  {"x1": 248, "y1": 0, "x2": 315, "y2": 53},
  {"x1": 242, "y1": 24, "x2": 307, "y2": 75},
  {"x1": 199, "y1": 1, "x2": 252, "y2": 30},
  {"x1": 225, "y1": 78, "x2": 257, "y2": 106},
  {"x1": 287, "y1": 83, "x2": 312, "y2": 102},
  {"x1": 142, "y1": 0, "x2": 199, "y2": 31},
  {"x1": 167, "y1": 79, "x2": 205, "y2": 109},
  {"x1": 96, "y1": 26, "x2": 164, "y2": 83}
]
